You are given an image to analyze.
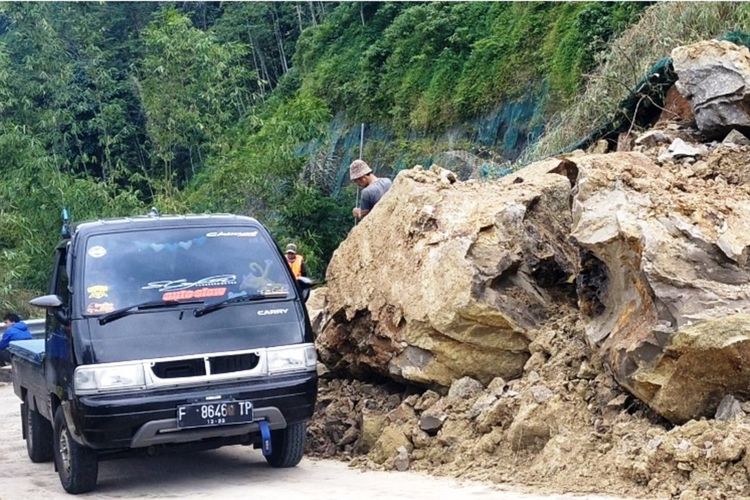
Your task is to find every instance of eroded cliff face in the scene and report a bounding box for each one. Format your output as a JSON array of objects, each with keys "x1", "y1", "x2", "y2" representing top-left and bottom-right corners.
[{"x1": 312, "y1": 40, "x2": 750, "y2": 425}]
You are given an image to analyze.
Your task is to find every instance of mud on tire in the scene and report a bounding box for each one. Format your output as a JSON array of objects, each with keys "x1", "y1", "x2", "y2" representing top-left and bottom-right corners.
[{"x1": 53, "y1": 407, "x2": 98, "y2": 494}]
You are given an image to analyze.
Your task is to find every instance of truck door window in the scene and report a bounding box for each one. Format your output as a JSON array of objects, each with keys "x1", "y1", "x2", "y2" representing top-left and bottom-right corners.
[{"x1": 54, "y1": 249, "x2": 70, "y2": 308}]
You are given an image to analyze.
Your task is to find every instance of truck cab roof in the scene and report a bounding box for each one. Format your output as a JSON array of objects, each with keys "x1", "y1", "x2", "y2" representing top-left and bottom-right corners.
[{"x1": 70, "y1": 214, "x2": 262, "y2": 238}]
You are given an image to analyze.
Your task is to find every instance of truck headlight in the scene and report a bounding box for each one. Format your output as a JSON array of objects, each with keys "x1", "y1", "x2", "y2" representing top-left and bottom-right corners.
[
  {"x1": 74, "y1": 363, "x2": 146, "y2": 394},
  {"x1": 266, "y1": 344, "x2": 317, "y2": 374}
]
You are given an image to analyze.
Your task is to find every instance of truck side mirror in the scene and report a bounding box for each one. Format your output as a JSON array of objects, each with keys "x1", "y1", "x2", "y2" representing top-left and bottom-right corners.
[
  {"x1": 297, "y1": 277, "x2": 314, "y2": 303},
  {"x1": 29, "y1": 294, "x2": 63, "y2": 308},
  {"x1": 30, "y1": 294, "x2": 70, "y2": 327}
]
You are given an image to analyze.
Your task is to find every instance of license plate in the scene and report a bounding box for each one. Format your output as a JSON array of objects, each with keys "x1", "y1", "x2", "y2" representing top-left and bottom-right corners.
[{"x1": 177, "y1": 400, "x2": 254, "y2": 428}]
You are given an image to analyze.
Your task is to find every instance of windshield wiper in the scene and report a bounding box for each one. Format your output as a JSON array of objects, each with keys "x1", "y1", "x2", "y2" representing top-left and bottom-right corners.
[
  {"x1": 98, "y1": 299, "x2": 199, "y2": 325},
  {"x1": 193, "y1": 292, "x2": 285, "y2": 317}
]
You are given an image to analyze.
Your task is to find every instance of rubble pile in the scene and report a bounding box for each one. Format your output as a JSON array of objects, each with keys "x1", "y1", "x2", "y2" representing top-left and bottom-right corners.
[{"x1": 308, "y1": 40, "x2": 750, "y2": 497}]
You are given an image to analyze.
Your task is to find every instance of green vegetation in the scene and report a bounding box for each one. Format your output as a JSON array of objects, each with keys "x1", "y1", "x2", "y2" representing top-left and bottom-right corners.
[
  {"x1": 525, "y1": 2, "x2": 750, "y2": 161},
  {"x1": 9, "y1": 1, "x2": 744, "y2": 313}
]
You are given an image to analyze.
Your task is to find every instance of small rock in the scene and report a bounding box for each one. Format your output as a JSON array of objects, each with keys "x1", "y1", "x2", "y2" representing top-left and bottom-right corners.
[
  {"x1": 468, "y1": 393, "x2": 498, "y2": 418},
  {"x1": 587, "y1": 139, "x2": 609, "y2": 154},
  {"x1": 487, "y1": 377, "x2": 506, "y2": 396},
  {"x1": 476, "y1": 398, "x2": 513, "y2": 433},
  {"x1": 414, "y1": 390, "x2": 441, "y2": 411},
  {"x1": 722, "y1": 129, "x2": 750, "y2": 146},
  {"x1": 336, "y1": 425, "x2": 359, "y2": 447},
  {"x1": 658, "y1": 138, "x2": 705, "y2": 162},
  {"x1": 712, "y1": 435, "x2": 745, "y2": 463},
  {"x1": 367, "y1": 425, "x2": 412, "y2": 465},
  {"x1": 394, "y1": 446, "x2": 410, "y2": 471},
  {"x1": 530, "y1": 385, "x2": 554, "y2": 404},
  {"x1": 606, "y1": 394, "x2": 629, "y2": 408},
  {"x1": 402, "y1": 394, "x2": 419, "y2": 407},
  {"x1": 715, "y1": 395, "x2": 745, "y2": 421},
  {"x1": 447, "y1": 376, "x2": 484, "y2": 399},
  {"x1": 419, "y1": 413, "x2": 446, "y2": 435},
  {"x1": 357, "y1": 411, "x2": 386, "y2": 453},
  {"x1": 635, "y1": 129, "x2": 672, "y2": 147},
  {"x1": 411, "y1": 429, "x2": 431, "y2": 449},
  {"x1": 577, "y1": 360, "x2": 597, "y2": 380}
]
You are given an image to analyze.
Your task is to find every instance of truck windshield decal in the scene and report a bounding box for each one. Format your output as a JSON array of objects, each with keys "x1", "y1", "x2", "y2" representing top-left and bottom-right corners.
[
  {"x1": 142, "y1": 274, "x2": 238, "y2": 292},
  {"x1": 162, "y1": 287, "x2": 226, "y2": 301}
]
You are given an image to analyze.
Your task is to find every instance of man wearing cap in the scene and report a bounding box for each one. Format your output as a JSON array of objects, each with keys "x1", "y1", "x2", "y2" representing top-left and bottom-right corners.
[
  {"x1": 285, "y1": 243, "x2": 307, "y2": 279},
  {"x1": 350, "y1": 159, "x2": 392, "y2": 220}
]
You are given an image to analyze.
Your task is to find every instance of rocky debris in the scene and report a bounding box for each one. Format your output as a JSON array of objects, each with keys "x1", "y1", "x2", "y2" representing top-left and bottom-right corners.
[
  {"x1": 672, "y1": 40, "x2": 750, "y2": 138},
  {"x1": 722, "y1": 128, "x2": 750, "y2": 146},
  {"x1": 317, "y1": 162, "x2": 579, "y2": 387},
  {"x1": 715, "y1": 395, "x2": 745, "y2": 422},
  {"x1": 447, "y1": 376, "x2": 484, "y2": 399},
  {"x1": 308, "y1": 308, "x2": 750, "y2": 498},
  {"x1": 657, "y1": 137, "x2": 706, "y2": 161},
  {"x1": 309, "y1": 38, "x2": 750, "y2": 498}
]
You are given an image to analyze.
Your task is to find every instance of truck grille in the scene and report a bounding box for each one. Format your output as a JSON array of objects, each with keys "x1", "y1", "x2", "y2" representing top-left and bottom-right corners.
[{"x1": 150, "y1": 352, "x2": 260, "y2": 379}]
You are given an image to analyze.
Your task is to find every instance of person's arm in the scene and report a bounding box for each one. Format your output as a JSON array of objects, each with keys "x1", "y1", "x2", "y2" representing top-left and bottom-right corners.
[
  {"x1": 300, "y1": 260, "x2": 308, "y2": 278},
  {"x1": 354, "y1": 190, "x2": 373, "y2": 219}
]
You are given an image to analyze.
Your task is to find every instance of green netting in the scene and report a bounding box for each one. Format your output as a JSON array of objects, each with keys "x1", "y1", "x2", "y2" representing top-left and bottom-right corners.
[{"x1": 560, "y1": 31, "x2": 750, "y2": 154}]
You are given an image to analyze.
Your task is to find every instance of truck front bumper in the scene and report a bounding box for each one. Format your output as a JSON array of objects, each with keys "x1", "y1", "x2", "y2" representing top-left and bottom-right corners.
[{"x1": 67, "y1": 371, "x2": 317, "y2": 450}]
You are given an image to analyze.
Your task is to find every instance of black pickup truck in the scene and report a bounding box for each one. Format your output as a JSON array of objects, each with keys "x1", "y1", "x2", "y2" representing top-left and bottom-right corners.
[{"x1": 7, "y1": 213, "x2": 317, "y2": 494}]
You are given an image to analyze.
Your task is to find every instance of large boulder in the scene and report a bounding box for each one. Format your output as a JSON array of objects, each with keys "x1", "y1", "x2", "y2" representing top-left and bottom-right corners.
[
  {"x1": 672, "y1": 40, "x2": 750, "y2": 138},
  {"x1": 316, "y1": 163, "x2": 579, "y2": 386},
  {"x1": 571, "y1": 151, "x2": 750, "y2": 422}
]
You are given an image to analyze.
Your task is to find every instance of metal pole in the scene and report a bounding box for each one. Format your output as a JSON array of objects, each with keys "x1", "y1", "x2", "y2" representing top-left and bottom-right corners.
[
  {"x1": 354, "y1": 123, "x2": 364, "y2": 225},
  {"x1": 359, "y1": 123, "x2": 364, "y2": 159}
]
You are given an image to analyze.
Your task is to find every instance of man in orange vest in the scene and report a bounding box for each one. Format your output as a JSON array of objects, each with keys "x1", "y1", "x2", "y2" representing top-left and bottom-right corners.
[{"x1": 285, "y1": 243, "x2": 306, "y2": 279}]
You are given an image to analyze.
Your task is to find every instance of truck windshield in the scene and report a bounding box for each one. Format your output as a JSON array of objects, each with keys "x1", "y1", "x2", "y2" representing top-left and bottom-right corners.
[{"x1": 82, "y1": 226, "x2": 293, "y2": 316}]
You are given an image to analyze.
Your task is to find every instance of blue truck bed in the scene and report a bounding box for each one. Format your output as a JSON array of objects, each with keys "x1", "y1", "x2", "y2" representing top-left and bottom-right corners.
[{"x1": 7, "y1": 339, "x2": 45, "y2": 365}]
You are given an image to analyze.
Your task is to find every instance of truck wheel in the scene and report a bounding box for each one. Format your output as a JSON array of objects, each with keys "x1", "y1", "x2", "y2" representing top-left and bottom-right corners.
[
  {"x1": 265, "y1": 421, "x2": 306, "y2": 468},
  {"x1": 24, "y1": 397, "x2": 53, "y2": 462},
  {"x1": 53, "y1": 407, "x2": 98, "y2": 494}
]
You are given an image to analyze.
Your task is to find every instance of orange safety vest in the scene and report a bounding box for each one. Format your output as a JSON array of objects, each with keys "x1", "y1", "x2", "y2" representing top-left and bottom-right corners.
[{"x1": 287, "y1": 255, "x2": 304, "y2": 279}]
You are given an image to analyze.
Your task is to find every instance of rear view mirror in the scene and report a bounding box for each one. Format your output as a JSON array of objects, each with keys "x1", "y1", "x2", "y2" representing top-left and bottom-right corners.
[
  {"x1": 297, "y1": 277, "x2": 314, "y2": 303},
  {"x1": 29, "y1": 294, "x2": 63, "y2": 308}
]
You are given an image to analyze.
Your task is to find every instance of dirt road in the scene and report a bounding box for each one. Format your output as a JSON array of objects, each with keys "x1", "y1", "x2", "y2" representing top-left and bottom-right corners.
[{"x1": 0, "y1": 375, "x2": 621, "y2": 500}]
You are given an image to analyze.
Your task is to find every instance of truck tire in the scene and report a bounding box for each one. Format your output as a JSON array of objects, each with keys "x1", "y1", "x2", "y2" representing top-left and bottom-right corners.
[
  {"x1": 53, "y1": 407, "x2": 98, "y2": 494},
  {"x1": 23, "y1": 397, "x2": 53, "y2": 462},
  {"x1": 265, "y1": 421, "x2": 306, "y2": 468}
]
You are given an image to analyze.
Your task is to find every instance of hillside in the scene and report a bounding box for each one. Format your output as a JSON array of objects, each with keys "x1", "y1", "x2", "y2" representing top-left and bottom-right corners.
[{"x1": 0, "y1": 2, "x2": 748, "y2": 308}]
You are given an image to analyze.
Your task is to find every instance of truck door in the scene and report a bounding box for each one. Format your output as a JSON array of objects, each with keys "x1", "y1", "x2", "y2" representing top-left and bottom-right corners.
[{"x1": 46, "y1": 245, "x2": 74, "y2": 393}]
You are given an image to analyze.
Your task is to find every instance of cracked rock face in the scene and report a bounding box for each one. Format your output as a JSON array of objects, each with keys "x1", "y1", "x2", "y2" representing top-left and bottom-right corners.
[
  {"x1": 315, "y1": 164, "x2": 579, "y2": 386},
  {"x1": 673, "y1": 40, "x2": 750, "y2": 138},
  {"x1": 570, "y1": 151, "x2": 750, "y2": 423}
]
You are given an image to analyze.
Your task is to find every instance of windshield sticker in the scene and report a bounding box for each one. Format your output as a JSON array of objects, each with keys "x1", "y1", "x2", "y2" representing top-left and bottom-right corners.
[
  {"x1": 134, "y1": 236, "x2": 208, "y2": 253},
  {"x1": 142, "y1": 274, "x2": 237, "y2": 292},
  {"x1": 259, "y1": 283, "x2": 289, "y2": 297},
  {"x1": 162, "y1": 287, "x2": 226, "y2": 301},
  {"x1": 88, "y1": 246, "x2": 107, "y2": 258},
  {"x1": 87, "y1": 285, "x2": 109, "y2": 299},
  {"x1": 87, "y1": 302, "x2": 114, "y2": 315},
  {"x1": 206, "y1": 231, "x2": 258, "y2": 238}
]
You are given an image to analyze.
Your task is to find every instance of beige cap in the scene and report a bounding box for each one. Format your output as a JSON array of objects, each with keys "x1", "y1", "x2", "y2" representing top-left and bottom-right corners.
[
  {"x1": 349, "y1": 159, "x2": 372, "y2": 180},
  {"x1": 285, "y1": 243, "x2": 297, "y2": 254}
]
